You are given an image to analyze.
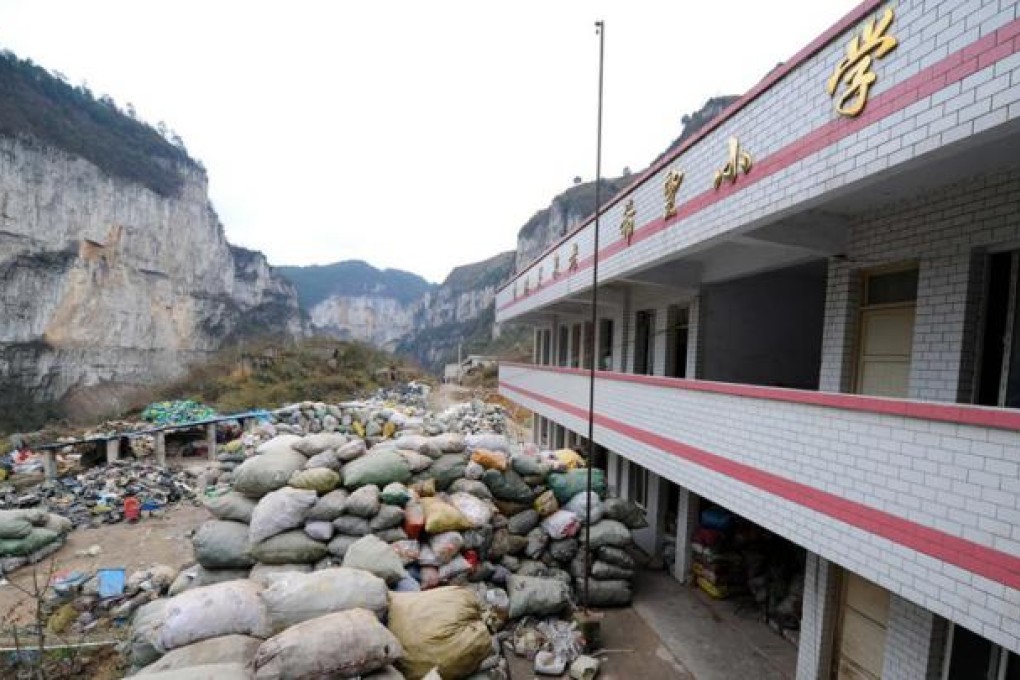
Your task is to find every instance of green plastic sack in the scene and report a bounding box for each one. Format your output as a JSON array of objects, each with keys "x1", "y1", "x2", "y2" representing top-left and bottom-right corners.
[
  {"x1": 0, "y1": 528, "x2": 59, "y2": 557},
  {"x1": 430, "y1": 454, "x2": 467, "y2": 490},
  {"x1": 380, "y1": 482, "x2": 411, "y2": 506},
  {"x1": 0, "y1": 510, "x2": 44, "y2": 539},
  {"x1": 547, "y1": 469, "x2": 606, "y2": 504},
  {"x1": 342, "y1": 450, "x2": 411, "y2": 489},
  {"x1": 193, "y1": 520, "x2": 255, "y2": 569},
  {"x1": 251, "y1": 531, "x2": 328, "y2": 565},
  {"x1": 482, "y1": 469, "x2": 535, "y2": 503}
]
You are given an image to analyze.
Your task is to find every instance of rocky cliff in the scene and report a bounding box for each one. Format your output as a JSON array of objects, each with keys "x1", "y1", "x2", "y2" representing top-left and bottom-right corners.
[
  {"x1": 0, "y1": 54, "x2": 303, "y2": 422},
  {"x1": 281, "y1": 252, "x2": 516, "y2": 371},
  {"x1": 514, "y1": 176, "x2": 634, "y2": 273},
  {"x1": 397, "y1": 251, "x2": 517, "y2": 371}
]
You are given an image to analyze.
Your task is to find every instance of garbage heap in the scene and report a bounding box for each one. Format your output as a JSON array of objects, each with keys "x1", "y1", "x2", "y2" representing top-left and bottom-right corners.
[
  {"x1": 0, "y1": 460, "x2": 199, "y2": 537},
  {"x1": 129, "y1": 398, "x2": 647, "y2": 679},
  {"x1": 0, "y1": 509, "x2": 73, "y2": 573}
]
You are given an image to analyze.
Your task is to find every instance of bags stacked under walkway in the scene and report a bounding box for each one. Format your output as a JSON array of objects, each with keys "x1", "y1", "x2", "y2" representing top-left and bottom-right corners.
[{"x1": 0, "y1": 508, "x2": 73, "y2": 573}]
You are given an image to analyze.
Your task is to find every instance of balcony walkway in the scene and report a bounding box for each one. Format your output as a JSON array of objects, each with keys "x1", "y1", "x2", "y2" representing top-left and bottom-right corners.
[{"x1": 633, "y1": 569, "x2": 797, "y2": 680}]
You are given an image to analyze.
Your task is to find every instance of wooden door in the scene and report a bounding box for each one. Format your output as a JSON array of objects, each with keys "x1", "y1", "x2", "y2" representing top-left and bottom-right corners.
[
  {"x1": 834, "y1": 572, "x2": 890, "y2": 680},
  {"x1": 856, "y1": 305, "x2": 915, "y2": 397}
]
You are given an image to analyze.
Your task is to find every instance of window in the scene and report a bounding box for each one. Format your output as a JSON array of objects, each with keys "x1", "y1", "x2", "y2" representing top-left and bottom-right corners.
[
  {"x1": 666, "y1": 305, "x2": 690, "y2": 378},
  {"x1": 541, "y1": 329, "x2": 552, "y2": 365},
  {"x1": 582, "y1": 321, "x2": 594, "y2": 370},
  {"x1": 570, "y1": 324, "x2": 581, "y2": 368},
  {"x1": 598, "y1": 318, "x2": 614, "y2": 370},
  {"x1": 944, "y1": 623, "x2": 1020, "y2": 680},
  {"x1": 977, "y1": 250, "x2": 1020, "y2": 408},
  {"x1": 634, "y1": 310, "x2": 656, "y2": 375},
  {"x1": 628, "y1": 464, "x2": 648, "y2": 508},
  {"x1": 558, "y1": 326, "x2": 569, "y2": 366}
]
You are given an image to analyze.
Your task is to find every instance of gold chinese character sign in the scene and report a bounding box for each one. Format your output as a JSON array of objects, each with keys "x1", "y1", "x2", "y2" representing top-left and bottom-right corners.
[
  {"x1": 714, "y1": 137, "x2": 753, "y2": 189},
  {"x1": 827, "y1": 7, "x2": 898, "y2": 117},
  {"x1": 619, "y1": 199, "x2": 637, "y2": 245},
  {"x1": 537, "y1": 265, "x2": 543, "y2": 286},
  {"x1": 568, "y1": 244, "x2": 579, "y2": 271},
  {"x1": 553, "y1": 252, "x2": 561, "y2": 277},
  {"x1": 664, "y1": 169, "x2": 684, "y2": 218}
]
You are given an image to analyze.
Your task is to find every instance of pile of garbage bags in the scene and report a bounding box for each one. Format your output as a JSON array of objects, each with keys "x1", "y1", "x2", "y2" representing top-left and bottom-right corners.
[
  {"x1": 0, "y1": 509, "x2": 73, "y2": 572},
  {"x1": 131, "y1": 393, "x2": 646, "y2": 678},
  {"x1": 0, "y1": 460, "x2": 199, "y2": 541}
]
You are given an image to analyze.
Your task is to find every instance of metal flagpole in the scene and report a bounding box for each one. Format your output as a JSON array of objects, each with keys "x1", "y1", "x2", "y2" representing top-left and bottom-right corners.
[{"x1": 582, "y1": 18, "x2": 605, "y2": 616}]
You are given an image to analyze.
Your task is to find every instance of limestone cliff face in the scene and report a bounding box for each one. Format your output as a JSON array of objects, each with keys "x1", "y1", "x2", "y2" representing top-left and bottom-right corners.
[
  {"x1": 0, "y1": 136, "x2": 303, "y2": 415},
  {"x1": 514, "y1": 177, "x2": 633, "y2": 273},
  {"x1": 308, "y1": 295, "x2": 416, "y2": 351}
]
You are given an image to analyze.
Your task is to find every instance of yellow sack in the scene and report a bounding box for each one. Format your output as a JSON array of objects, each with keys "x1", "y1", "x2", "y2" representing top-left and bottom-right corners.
[
  {"x1": 382, "y1": 421, "x2": 397, "y2": 439},
  {"x1": 353, "y1": 421, "x2": 366, "y2": 438},
  {"x1": 388, "y1": 587, "x2": 491, "y2": 680},
  {"x1": 555, "y1": 449, "x2": 586, "y2": 470},
  {"x1": 419, "y1": 497, "x2": 472, "y2": 534},
  {"x1": 470, "y1": 449, "x2": 507, "y2": 471}
]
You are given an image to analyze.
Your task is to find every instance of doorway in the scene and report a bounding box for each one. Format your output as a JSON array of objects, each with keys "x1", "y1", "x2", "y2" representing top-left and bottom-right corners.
[
  {"x1": 855, "y1": 267, "x2": 918, "y2": 397},
  {"x1": 832, "y1": 572, "x2": 890, "y2": 680}
]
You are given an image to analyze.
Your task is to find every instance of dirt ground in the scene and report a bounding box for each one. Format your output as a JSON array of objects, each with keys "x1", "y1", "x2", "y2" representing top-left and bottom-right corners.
[{"x1": 0, "y1": 502, "x2": 206, "y2": 626}]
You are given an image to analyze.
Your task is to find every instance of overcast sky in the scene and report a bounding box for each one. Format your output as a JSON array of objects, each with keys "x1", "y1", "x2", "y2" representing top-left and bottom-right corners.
[{"x1": 0, "y1": 1, "x2": 857, "y2": 282}]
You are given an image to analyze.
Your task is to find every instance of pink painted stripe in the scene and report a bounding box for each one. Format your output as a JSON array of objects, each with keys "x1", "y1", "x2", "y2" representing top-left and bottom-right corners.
[
  {"x1": 500, "y1": 362, "x2": 1020, "y2": 432},
  {"x1": 500, "y1": 379, "x2": 1020, "y2": 589},
  {"x1": 499, "y1": 0, "x2": 887, "y2": 295},
  {"x1": 499, "y1": 15, "x2": 1020, "y2": 311}
]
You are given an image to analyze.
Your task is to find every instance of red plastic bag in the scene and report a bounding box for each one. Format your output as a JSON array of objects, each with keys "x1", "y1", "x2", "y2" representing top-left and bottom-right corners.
[{"x1": 403, "y1": 502, "x2": 425, "y2": 540}]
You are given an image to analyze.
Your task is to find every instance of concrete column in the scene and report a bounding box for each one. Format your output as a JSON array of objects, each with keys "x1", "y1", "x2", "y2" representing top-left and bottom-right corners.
[
  {"x1": 881, "y1": 594, "x2": 948, "y2": 680},
  {"x1": 243, "y1": 418, "x2": 256, "y2": 433},
  {"x1": 633, "y1": 469, "x2": 666, "y2": 556},
  {"x1": 818, "y1": 259, "x2": 860, "y2": 393},
  {"x1": 796, "y1": 552, "x2": 841, "y2": 680},
  {"x1": 206, "y1": 423, "x2": 218, "y2": 461},
  {"x1": 673, "y1": 487, "x2": 700, "y2": 584},
  {"x1": 154, "y1": 432, "x2": 166, "y2": 467},
  {"x1": 606, "y1": 451, "x2": 618, "y2": 495},
  {"x1": 620, "y1": 289, "x2": 632, "y2": 372},
  {"x1": 42, "y1": 451, "x2": 57, "y2": 479},
  {"x1": 105, "y1": 438, "x2": 120, "y2": 463},
  {"x1": 686, "y1": 294, "x2": 705, "y2": 379}
]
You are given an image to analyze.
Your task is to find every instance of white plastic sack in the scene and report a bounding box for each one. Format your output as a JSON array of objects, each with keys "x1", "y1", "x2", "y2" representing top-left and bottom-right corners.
[
  {"x1": 448, "y1": 492, "x2": 493, "y2": 528},
  {"x1": 253, "y1": 609, "x2": 402, "y2": 679},
  {"x1": 157, "y1": 580, "x2": 271, "y2": 652},
  {"x1": 464, "y1": 433, "x2": 509, "y2": 453},
  {"x1": 260, "y1": 567, "x2": 388, "y2": 632},
  {"x1": 563, "y1": 492, "x2": 604, "y2": 525},
  {"x1": 249, "y1": 488, "x2": 317, "y2": 544}
]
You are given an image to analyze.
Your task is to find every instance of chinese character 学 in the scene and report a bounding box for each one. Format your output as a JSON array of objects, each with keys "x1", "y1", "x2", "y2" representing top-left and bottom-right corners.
[
  {"x1": 714, "y1": 137, "x2": 753, "y2": 189},
  {"x1": 568, "y1": 243, "x2": 579, "y2": 271},
  {"x1": 664, "y1": 169, "x2": 684, "y2": 218},
  {"x1": 620, "y1": 199, "x2": 637, "y2": 245},
  {"x1": 827, "y1": 7, "x2": 898, "y2": 117}
]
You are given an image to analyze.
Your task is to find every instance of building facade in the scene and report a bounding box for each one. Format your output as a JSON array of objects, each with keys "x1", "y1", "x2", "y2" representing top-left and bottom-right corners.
[{"x1": 496, "y1": 1, "x2": 1020, "y2": 678}]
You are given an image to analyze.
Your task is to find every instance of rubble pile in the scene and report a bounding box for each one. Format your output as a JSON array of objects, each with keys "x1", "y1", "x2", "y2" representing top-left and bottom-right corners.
[{"x1": 128, "y1": 389, "x2": 645, "y2": 679}]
